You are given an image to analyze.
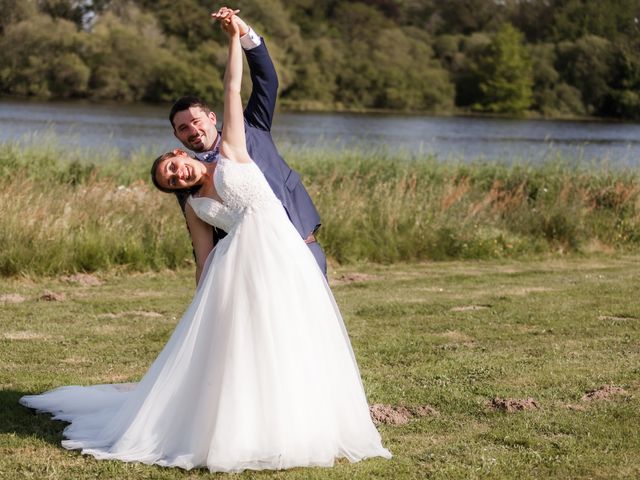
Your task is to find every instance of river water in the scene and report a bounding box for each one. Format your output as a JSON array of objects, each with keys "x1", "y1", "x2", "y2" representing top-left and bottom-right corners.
[{"x1": 1, "y1": 99, "x2": 639, "y2": 167}]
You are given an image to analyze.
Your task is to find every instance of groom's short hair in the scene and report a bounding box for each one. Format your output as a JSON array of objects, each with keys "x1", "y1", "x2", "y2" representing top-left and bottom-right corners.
[{"x1": 169, "y1": 96, "x2": 212, "y2": 129}]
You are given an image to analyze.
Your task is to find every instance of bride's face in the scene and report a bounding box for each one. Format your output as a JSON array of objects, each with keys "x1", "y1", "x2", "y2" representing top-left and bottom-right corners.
[{"x1": 156, "y1": 152, "x2": 206, "y2": 191}]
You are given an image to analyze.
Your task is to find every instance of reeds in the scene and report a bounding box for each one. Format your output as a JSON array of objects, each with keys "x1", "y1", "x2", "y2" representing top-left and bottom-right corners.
[{"x1": 1, "y1": 141, "x2": 639, "y2": 275}]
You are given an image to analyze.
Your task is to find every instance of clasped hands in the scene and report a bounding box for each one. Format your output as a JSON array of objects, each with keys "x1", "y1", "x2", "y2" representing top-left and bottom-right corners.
[{"x1": 212, "y1": 6, "x2": 248, "y2": 37}]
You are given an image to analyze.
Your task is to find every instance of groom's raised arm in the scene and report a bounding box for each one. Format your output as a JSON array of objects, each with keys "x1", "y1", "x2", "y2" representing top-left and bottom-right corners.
[
  {"x1": 242, "y1": 37, "x2": 278, "y2": 132},
  {"x1": 226, "y1": 14, "x2": 277, "y2": 131}
]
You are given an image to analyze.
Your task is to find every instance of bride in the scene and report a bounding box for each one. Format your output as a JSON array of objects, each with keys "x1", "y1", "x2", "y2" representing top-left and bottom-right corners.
[{"x1": 20, "y1": 9, "x2": 391, "y2": 473}]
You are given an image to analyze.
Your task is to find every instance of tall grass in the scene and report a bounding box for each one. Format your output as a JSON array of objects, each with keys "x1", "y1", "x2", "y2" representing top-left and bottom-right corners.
[
  {"x1": 1, "y1": 141, "x2": 639, "y2": 275},
  {"x1": 297, "y1": 148, "x2": 640, "y2": 262}
]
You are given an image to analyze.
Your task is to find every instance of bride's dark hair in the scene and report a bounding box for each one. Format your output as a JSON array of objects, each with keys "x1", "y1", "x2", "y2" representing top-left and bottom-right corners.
[{"x1": 150, "y1": 151, "x2": 200, "y2": 194}]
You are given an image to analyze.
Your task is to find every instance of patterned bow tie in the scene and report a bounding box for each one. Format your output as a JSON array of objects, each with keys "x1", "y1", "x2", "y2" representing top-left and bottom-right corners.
[{"x1": 199, "y1": 149, "x2": 219, "y2": 163}]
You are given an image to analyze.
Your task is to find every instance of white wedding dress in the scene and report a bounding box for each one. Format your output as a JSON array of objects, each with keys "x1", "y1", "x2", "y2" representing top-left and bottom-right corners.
[{"x1": 20, "y1": 157, "x2": 391, "y2": 472}]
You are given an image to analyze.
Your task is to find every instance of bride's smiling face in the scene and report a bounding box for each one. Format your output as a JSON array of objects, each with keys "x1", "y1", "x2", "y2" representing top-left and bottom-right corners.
[{"x1": 156, "y1": 151, "x2": 207, "y2": 191}]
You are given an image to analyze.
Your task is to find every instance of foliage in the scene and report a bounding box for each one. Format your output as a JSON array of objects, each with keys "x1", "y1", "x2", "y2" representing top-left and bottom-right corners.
[
  {"x1": 1, "y1": 141, "x2": 640, "y2": 276},
  {"x1": 0, "y1": 0, "x2": 640, "y2": 116},
  {"x1": 0, "y1": 14, "x2": 90, "y2": 98},
  {"x1": 473, "y1": 24, "x2": 533, "y2": 114},
  {"x1": 529, "y1": 43, "x2": 585, "y2": 116},
  {"x1": 556, "y1": 35, "x2": 615, "y2": 115}
]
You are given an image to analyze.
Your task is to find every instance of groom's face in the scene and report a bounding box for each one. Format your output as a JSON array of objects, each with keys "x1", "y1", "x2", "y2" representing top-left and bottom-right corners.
[{"x1": 173, "y1": 107, "x2": 218, "y2": 153}]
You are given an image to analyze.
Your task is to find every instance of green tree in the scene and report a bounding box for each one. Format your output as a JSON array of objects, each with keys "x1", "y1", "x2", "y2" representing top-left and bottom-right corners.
[
  {"x1": 0, "y1": 14, "x2": 89, "y2": 97},
  {"x1": 282, "y1": 37, "x2": 343, "y2": 108},
  {"x1": 84, "y1": 4, "x2": 171, "y2": 101},
  {"x1": 0, "y1": 0, "x2": 37, "y2": 34},
  {"x1": 38, "y1": 0, "x2": 85, "y2": 27},
  {"x1": 147, "y1": 39, "x2": 224, "y2": 104},
  {"x1": 556, "y1": 35, "x2": 614, "y2": 114},
  {"x1": 601, "y1": 40, "x2": 640, "y2": 118},
  {"x1": 503, "y1": 0, "x2": 556, "y2": 42},
  {"x1": 437, "y1": 0, "x2": 505, "y2": 34},
  {"x1": 529, "y1": 43, "x2": 585, "y2": 116},
  {"x1": 438, "y1": 32, "x2": 491, "y2": 107},
  {"x1": 550, "y1": 0, "x2": 640, "y2": 41},
  {"x1": 370, "y1": 27, "x2": 453, "y2": 111},
  {"x1": 135, "y1": 0, "x2": 215, "y2": 49},
  {"x1": 474, "y1": 23, "x2": 533, "y2": 114}
]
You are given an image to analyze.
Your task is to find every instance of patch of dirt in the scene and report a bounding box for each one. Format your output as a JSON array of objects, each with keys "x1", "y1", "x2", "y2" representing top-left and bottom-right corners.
[
  {"x1": 61, "y1": 356, "x2": 91, "y2": 364},
  {"x1": 39, "y1": 290, "x2": 66, "y2": 302},
  {"x1": 487, "y1": 397, "x2": 540, "y2": 412},
  {"x1": 94, "y1": 324, "x2": 126, "y2": 334},
  {"x1": 440, "y1": 330, "x2": 475, "y2": 344},
  {"x1": 414, "y1": 286, "x2": 446, "y2": 293},
  {"x1": 597, "y1": 315, "x2": 638, "y2": 322},
  {"x1": 583, "y1": 239, "x2": 615, "y2": 254},
  {"x1": 581, "y1": 385, "x2": 628, "y2": 402},
  {"x1": 0, "y1": 293, "x2": 26, "y2": 304},
  {"x1": 502, "y1": 287, "x2": 553, "y2": 296},
  {"x1": 450, "y1": 304, "x2": 491, "y2": 312},
  {"x1": 3, "y1": 331, "x2": 48, "y2": 340},
  {"x1": 411, "y1": 405, "x2": 438, "y2": 417},
  {"x1": 369, "y1": 403, "x2": 438, "y2": 425},
  {"x1": 331, "y1": 273, "x2": 378, "y2": 284},
  {"x1": 97, "y1": 310, "x2": 163, "y2": 319},
  {"x1": 60, "y1": 273, "x2": 103, "y2": 286}
]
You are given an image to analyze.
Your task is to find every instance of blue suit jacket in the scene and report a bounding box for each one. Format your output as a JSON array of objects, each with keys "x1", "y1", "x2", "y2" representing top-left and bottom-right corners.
[
  {"x1": 176, "y1": 41, "x2": 323, "y2": 266},
  {"x1": 241, "y1": 41, "x2": 321, "y2": 241}
]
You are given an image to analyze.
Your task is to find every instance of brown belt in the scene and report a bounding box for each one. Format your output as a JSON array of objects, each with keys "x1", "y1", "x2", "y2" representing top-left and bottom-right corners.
[{"x1": 304, "y1": 233, "x2": 317, "y2": 244}]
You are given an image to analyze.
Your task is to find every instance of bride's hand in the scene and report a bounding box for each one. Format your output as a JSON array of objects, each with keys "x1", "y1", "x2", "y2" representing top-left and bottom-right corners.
[{"x1": 211, "y1": 7, "x2": 243, "y2": 37}]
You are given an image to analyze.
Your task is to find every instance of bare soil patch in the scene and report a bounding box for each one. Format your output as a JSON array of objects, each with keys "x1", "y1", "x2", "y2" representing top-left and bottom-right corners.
[
  {"x1": 3, "y1": 331, "x2": 48, "y2": 340},
  {"x1": 369, "y1": 403, "x2": 438, "y2": 425},
  {"x1": 488, "y1": 397, "x2": 540, "y2": 412},
  {"x1": 62, "y1": 356, "x2": 92, "y2": 365},
  {"x1": 502, "y1": 286, "x2": 553, "y2": 296},
  {"x1": 450, "y1": 304, "x2": 491, "y2": 312},
  {"x1": 440, "y1": 330, "x2": 475, "y2": 343},
  {"x1": 597, "y1": 315, "x2": 638, "y2": 322},
  {"x1": 39, "y1": 290, "x2": 66, "y2": 302},
  {"x1": 0, "y1": 293, "x2": 26, "y2": 303},
  {"x1": 581, "y1": 385, "x2": 628, "y2": 402},
  {"x1": 60, "y1": 273, "x2": 103, "y2": 286},
  {"x1": 97, "y1": 310, "x2": 163, "y2": 319},
  {"x1": 331, "y1": 273, "x2": 378, "y2": 284}
]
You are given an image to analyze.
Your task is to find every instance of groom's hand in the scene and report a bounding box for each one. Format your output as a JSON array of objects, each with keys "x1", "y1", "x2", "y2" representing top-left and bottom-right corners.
[{"x1": 211, "y1": 6, "x2": 249, "y2": 36}]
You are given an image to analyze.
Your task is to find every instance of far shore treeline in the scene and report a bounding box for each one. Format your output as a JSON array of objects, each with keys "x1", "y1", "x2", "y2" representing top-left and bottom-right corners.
[
  {"x1": 1, "y1": 142, "x2": 640, "y2": 276},
  {"x1": 1, "y1": 0, "x2": 640, "y2": 118}
]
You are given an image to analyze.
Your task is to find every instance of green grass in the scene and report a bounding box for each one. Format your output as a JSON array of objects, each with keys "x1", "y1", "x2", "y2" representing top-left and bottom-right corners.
[
  {"x1": 1, "y1": 257, "x2": 639, "y2": 479},
  {"x1": 2, "y1": 140, "x2": 640, "y2": 275}
]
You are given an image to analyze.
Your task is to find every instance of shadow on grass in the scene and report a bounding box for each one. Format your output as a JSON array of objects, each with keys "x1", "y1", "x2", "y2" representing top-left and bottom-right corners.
[{"x1": 0, "y1": 389, "x2": 67, "y2": 446}]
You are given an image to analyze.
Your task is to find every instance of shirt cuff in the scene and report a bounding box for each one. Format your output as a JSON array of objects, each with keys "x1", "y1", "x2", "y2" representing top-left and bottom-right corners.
[{"x1": 240, "y1": 27, "x2": 262, "y2": 50}]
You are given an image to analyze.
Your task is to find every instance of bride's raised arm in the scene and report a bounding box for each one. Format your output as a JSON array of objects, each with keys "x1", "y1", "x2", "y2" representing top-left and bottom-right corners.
[{"x1": 217, "y1": 11, "x2": 251, "y2": 164}]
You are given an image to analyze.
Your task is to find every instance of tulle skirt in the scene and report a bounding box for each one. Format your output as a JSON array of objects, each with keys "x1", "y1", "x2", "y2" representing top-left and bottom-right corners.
[{"x1": 20, "y1": 201, "x2": 391, "y2": 472}]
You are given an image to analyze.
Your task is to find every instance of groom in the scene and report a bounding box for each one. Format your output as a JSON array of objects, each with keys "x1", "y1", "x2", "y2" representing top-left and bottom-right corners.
[{"x1": 169, "y1": 8, "x2": 326, "y2": 281}]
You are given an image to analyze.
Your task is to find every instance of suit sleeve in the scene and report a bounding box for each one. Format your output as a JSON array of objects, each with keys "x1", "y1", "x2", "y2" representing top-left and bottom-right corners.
[{"x1": 243, "y1": 41, "x2": 278, "y2": 132}]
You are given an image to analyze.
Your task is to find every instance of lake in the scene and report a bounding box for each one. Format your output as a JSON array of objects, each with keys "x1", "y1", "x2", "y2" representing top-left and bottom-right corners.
[{"x1": 1, "y1": 99, "x2": 639, "y2": 166}]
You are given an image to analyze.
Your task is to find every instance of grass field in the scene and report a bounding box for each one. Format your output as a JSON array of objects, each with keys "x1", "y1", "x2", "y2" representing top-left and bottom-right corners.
[{"x1": 1, "y1": 257, "x2": 638, "y2": 479}]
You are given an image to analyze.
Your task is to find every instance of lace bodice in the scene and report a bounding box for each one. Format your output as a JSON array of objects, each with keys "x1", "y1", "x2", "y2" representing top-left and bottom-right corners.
[
  {"x1": 188, "y1": 158, "x2": 279, "y2": 231},
  {"x1": 188, "y1": 195, "x2": 236, "y2": 232}
]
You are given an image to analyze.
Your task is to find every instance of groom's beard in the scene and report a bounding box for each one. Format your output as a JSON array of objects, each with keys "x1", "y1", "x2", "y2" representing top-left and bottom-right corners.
[{"x1": 187, "y1": 132, "x2": 208, "y2": 152}]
